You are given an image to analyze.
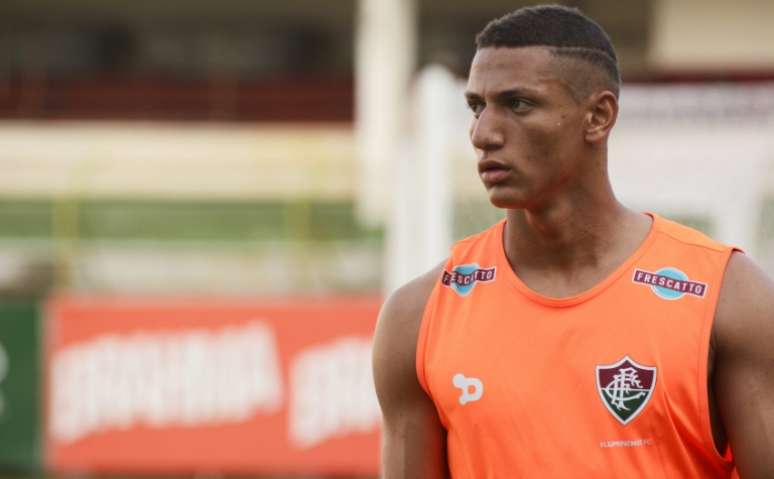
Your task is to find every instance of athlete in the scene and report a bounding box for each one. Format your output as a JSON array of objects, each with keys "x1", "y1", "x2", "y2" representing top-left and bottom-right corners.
[{"x1": 373, "y1": 5, "x2": 774, "y2": 478}]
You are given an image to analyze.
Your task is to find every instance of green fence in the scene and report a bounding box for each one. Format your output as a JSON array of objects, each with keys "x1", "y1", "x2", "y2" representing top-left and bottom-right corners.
[{"x1": 0, "y1": 199, "x2": 383, "y2": 242}]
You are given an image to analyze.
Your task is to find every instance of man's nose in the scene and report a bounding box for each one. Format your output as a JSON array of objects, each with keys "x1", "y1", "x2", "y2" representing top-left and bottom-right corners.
[{"x1": 470, "y1": 108, "x2": 505, "y2": 152}]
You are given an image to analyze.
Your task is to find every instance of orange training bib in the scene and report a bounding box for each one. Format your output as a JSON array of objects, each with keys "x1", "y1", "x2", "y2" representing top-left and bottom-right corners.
[{"x1": 417, "y1": 214, "x2": 737, "y2": 478}]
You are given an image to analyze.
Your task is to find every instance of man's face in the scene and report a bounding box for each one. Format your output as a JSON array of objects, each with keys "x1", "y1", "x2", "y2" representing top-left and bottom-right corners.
[{"x1": 465, "y1": 46, "x2": 589, "y2": 210}]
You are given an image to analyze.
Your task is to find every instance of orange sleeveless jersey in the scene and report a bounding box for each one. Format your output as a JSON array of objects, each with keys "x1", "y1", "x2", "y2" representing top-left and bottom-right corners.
[{"x1": 416, "y1": 214, "x2": 739, "y2": 478}]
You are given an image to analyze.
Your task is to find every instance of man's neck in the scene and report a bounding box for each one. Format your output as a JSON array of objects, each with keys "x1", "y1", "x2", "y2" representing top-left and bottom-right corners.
[{"x1": 504, "y1": 189, "x2": 650, "y2": 276}]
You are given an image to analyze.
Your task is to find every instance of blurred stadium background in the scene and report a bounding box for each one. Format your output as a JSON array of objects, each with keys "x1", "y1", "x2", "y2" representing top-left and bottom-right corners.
[{"x1": 0, "y1": 0, "x2": 772, "y2": 477}]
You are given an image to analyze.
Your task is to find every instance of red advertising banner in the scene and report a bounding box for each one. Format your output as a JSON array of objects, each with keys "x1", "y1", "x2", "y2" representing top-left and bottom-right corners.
[{"x1": 44, "y1": 296, "x2": 383, "y2": 475}]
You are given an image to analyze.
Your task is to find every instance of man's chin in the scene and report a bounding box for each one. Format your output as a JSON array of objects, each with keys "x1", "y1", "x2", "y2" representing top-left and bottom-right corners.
[{"x1": 487, "y1": 190, "x2": 529, "y2": 210}]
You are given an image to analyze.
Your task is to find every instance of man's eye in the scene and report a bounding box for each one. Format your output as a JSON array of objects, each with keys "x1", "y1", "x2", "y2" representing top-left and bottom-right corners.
[
  {"x1": 509, "y1": 98, "x2": 529, "y2": 112},
  {"x1": 468, "y1": 101, "x2": 484, "y2": 118}
]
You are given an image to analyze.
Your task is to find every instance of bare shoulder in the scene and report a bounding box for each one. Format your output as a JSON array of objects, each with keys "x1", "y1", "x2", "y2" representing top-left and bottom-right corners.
[
  {"x1": 715, "y1": 251, "x2": 774, "y2": 352},
  {"x1": 372, "y1": 262, "x2": 450, "y2": 478},
  {"x1": 377, "y1": 262, "x2": 445, "y2": 341},
  {"x1": 713, "y1": 252, "x2": 774, "y2": 477},
  {"x1": 373, "y1": 261, "x2": 446, "y2": 398}
]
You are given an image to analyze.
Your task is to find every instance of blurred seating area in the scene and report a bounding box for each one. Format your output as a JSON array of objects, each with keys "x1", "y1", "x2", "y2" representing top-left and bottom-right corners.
[
  {"x1": 0, "y1": 0, "x2": 355, "y2": 122},
  {"x1": 0, "y1": 75, "x2": 353, "y2": 122}
]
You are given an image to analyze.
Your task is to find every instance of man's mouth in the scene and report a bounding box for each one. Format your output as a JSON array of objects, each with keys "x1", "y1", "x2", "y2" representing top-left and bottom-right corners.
[{"x1": 478, "y1": 160, "x2": 511, "y2": 184}]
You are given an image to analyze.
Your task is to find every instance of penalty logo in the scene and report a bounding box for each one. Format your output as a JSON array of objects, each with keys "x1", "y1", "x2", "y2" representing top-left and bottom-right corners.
[
  {"x1": 441, "y1": 263, "x2": 496, "y2": 297},
  {"x1": 453, "y1": 373, "x2": 484, "y2": 406},
  {"x1": 596, "y1": 356, "x2": 657, "y2": 425}
]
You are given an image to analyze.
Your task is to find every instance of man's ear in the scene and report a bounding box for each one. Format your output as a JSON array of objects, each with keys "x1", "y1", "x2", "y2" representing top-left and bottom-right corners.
[{"x1": 584, "y1": 91, "x2": 618, "y2": 143}]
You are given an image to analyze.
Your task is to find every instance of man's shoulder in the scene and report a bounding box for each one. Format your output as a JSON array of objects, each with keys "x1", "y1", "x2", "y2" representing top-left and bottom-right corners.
[
  {"x1": 376, "y1": 217, "x2": 504, "y2": 339},
  {"x1": 715, "y1": 252, "x2": 774, "y2": 348},
  {"x1": 373, "y1": 262, "x2": 446, "y2": 399},
  {"x1": 379, "y1": 262, "x2": 446, "y2": 333},
  {"x1": 655, "y1": 214, "x2": 730, "y2": 253},
  {"x1": 712, "y1": 252, "x2": 774, "y2": 476}
]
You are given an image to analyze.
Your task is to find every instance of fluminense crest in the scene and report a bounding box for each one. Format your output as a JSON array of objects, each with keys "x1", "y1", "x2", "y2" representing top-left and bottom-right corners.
[{"x1": 596, "y1": 356, "x2": 657, "y2": 425}]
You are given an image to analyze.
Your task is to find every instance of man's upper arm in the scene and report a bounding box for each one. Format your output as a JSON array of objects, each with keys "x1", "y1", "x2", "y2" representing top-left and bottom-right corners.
[
  {"x1": 372, "y1": 264, "x2": 449, "y2": 479},
  {"x1": 714, "y1": 252, "x2": 774, "y2": 478}
]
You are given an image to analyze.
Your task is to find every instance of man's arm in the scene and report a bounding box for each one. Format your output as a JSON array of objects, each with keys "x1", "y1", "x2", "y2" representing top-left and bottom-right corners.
[
  {"x1": 714, "y1": 252, "x2": 774, "y2": 478},
  {"x1": 373, "y1": 263, "x2": 449, "y2": 479}
]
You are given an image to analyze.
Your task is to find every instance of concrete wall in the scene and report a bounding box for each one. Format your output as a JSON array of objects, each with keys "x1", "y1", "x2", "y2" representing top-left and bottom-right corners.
[{"x1": 651, "y1": 0, "x2": 774, "y2": 70}]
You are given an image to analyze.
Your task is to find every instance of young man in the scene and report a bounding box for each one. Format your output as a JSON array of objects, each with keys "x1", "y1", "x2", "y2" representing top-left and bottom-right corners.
[{"x1": 373, "y1": 5, "x2": 774, "y2": 478}]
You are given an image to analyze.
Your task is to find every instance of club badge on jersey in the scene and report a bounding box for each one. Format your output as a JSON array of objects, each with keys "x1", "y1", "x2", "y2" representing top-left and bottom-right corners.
[{"x1": 596, "y1": 355, "x2": 657, "y2": 425}]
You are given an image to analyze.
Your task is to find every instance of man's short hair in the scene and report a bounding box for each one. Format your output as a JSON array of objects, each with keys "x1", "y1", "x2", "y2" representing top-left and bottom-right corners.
[{"x1": 475, "y1": 5, "x2": 621, "y2": 98}]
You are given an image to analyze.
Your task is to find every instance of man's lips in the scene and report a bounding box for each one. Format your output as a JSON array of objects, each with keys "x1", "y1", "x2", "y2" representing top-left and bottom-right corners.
[{"x1": 478, "y1": 160, "x2": 511, "y2": 184}]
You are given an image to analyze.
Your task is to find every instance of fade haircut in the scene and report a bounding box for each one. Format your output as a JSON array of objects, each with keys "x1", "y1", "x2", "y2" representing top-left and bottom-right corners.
[{"x1": 475, "y1": 5, "x2": 621, "y2": 99}]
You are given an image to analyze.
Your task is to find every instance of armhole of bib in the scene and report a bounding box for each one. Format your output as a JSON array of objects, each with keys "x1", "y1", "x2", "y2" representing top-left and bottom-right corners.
[
  {"x1": 416, "y1": 278, "x2": 442, "y2": 396},
  {"x1": 697, "y1": 246, "x2": 742, "y2": 467}
]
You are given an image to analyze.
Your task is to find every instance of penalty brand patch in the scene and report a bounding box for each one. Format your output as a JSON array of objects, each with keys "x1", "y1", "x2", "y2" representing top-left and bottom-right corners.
[
  {"x1": 596, "y1": 355, "x2": 657, "y2": 425},
  {"x1": 453, "y1": 373, "x2": 484, "y2": 405},
  {"x1": 632, "y1": 267, "x2": 707, "y2": 300},
  {"x1": 441, "y1": 263, "x2": 496, "y2": 297}
]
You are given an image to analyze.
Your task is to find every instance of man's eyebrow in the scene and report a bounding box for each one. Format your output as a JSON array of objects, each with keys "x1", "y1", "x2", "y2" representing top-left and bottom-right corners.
[
  {"x1": 464, "y1": 91, "x2": 483, "y2": 102},
  {"x1": 464, "y1": 87, "x2": 540, "y2": 102}
]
